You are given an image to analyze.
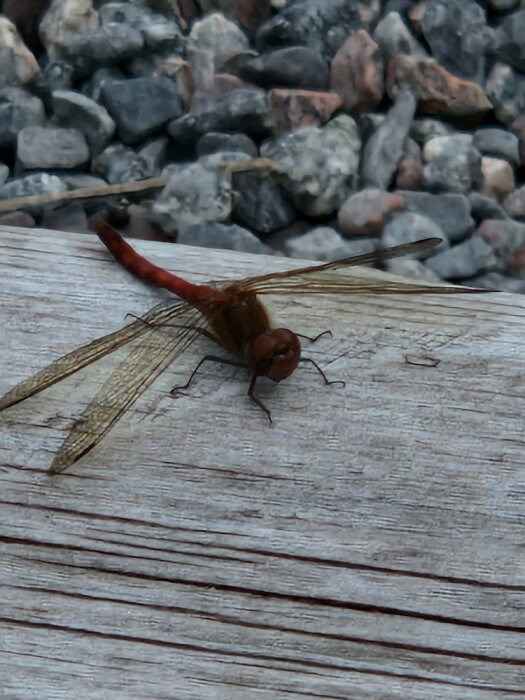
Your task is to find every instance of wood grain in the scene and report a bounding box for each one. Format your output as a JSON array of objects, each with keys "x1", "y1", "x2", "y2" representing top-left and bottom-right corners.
[{"x1": 1, "y1": 225, "x2": 524, "y2": 699}]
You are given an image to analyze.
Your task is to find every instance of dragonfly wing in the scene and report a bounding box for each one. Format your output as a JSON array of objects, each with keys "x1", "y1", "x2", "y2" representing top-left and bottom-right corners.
[
  {"x1": 0, "y1": 300, "x2": 195, "y2": 412},
  {"x1": 240, "y1": 239, "x2": 486, "y2": 296},
  {"x1": 49, "y1": 312, "x2": 205, "y2": 474}
]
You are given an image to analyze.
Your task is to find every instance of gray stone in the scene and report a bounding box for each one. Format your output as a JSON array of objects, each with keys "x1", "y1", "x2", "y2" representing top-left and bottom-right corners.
[
  {"x1": 0, "y1": 87, "x2": 45, "y2": 150},
  {"x1": 41, "y1": 202, "x2": 88, "y2": 233},
  {"x1": 476, "y1": 218, "x2": 525, "y2": 258},
  {"x1": 196, "y1": 132, "x2": 258, "y2": 158},
  {"x1": 82, "y1": 66, "x2": 127, "y2": 103},
  {"x1": 52, "y1": 24, "x2": 145, "y2": 78},
  {"x1": 260, "y1": 114, "x2": 361, "y2": 217},
  {"x1": 382, "y1": 212, "x2": 446, "y2": 251},
  {"x1": 469, "y1": 271, "x2": 525, "y2": 293},
  {"x1": 387, "y1": 257, "x2": 445, "y2": 283},
  {"x1": 361, "y1": 89, "x2": 417, "y2": 189},
  {"x1": 373, "y1": 12, "x2": 428, "y2": 61},
  {"x1": 99, "y1": 2, "x2": 184, "y2": 51},
  {"x1": 240, "y1": 47, "x2": 330, "y2": 89},
  {"x1": 422, "y1": 135, "x2": 482, "y2": 194},
  {"x1": 398, "y1": 191, "x2": 474, "y2": 241},
  {"x1": 0, "y1": 163, "x2": 9, "y2": 186},
  {"x1": 52, "y1": 89, "x2": 116, "y2": 155},
  {"x1": 168, "y1": 89, "x2": 274, "y2": 147},
  {"x1": 232, "y1": 170, "x2": 296, "y2": 234},
  {"x1": 177, "y1": 222, "x2": 271, "y2": 254},
  {"x1": 493, "y1": 9, "x2": 525, "y2": 73},
  {"x1": 187, "y1": 13, "x2": 249, "y2": 75},
  {"x1": 425, "y1": 237, "x2": 497, "y2": 279},
  {"x1": 486, "y1": 62, "x2": 525, "y2": 124},
  {"x1": 17, "y1": 127, "x2": 89, "y2": 170},
  {"x1": 419, "y1": 0, "x2": 490, "y2": 83},
  {"x1": 468, "y1": 192, "x2": 509, "y2": 221},
  {"x1": 487, "y1": 0, "x2": 519, "y2": 11},
  {"x1": 138, "y1": 138, "x2": 168, "y2": 176},
  {"x1": 257, "y1": 0, "x2": 380, "y2": 60},
  {"x1": 473, "y1": 128, "x2": 520, "y2": 167},
  {"x1": 152, "y1": 152, "x2": 252, "y2": 234},
  {"x1": 32, "y1": 62, "x2": 75, "y2": 108},
  {"x1": 59, "y1": 173, "x2": 108, "y2": 190},
  {"x1": 410, "y1": 118, "x2": 453, "y2": 145},
  {"x1": 40, "y1": 0, "x2": 99, "y2": 61},
  {"x1": 92, "y1": 143, "x2": 155, "y2": 184},
  {"x1": 0, "y1": 173, "x2": 68, "y2": 205},
  {"x1": 285, "y1": 227, "x2": 375, "y2": 261},
  {"x1": 100, "y1": 77, "x2": 183, "y2": 145}
]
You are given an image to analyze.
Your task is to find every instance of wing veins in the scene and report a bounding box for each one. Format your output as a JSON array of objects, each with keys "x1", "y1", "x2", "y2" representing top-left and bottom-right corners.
[
  {"x1": 239, "y1": 238, "x2": 443, "y2": 290},
  {"x1": 49, "y1": 311, "x2": 206, "y2": 474},
  {"x1": 0, "y1": 299, "x2": 199, "y2": 411}
]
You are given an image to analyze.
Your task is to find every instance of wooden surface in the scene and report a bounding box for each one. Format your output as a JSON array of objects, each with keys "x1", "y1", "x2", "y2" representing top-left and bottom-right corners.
[{"x1": 1, "y1": 225, "x2": 524, "y2": 699}]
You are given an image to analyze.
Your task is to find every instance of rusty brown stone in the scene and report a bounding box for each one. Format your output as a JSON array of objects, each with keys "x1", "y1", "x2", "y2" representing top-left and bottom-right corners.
[
  {"x1": 268, "y1": 89, "x2": 342, "y2": 133},
  {"x1": 0, "y1": 211, "x2": 36, "y2": 228},
  {"x1": 395, "y1": 158, "x2": 424, "y2": 190},
  {"x1": 386, "y1": 56, "x2": 492, "y2": 121},
  {"x1": 338, "y1": 189, "x2": 405, "y2": 237},
  {"x1": 503, "y1": 185, "x2": 525, "y2": 219},
  {"x1": 330, "y1": 30, "x2": 384, "y2": 113},
  {"x1": 507, "y1": 245, "x2": 525, "y2": 275},
  {"x1": 407, "y1": 0, "x2": 427, "y2": 35}
]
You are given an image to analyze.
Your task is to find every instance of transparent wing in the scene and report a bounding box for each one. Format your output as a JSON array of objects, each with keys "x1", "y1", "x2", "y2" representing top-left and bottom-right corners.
[
  {"x1": 0, "y1": 299, "x2": 214, "y2": 473},
  {"x1": 49, "y1": 315, "x2": 205, "y2": 474},
  {"x1": 238, "y1": 238, "x2": 486, "y2": 296},
  {"x1": 0, "y1": 300, "x2": 195, "y2": 411}
]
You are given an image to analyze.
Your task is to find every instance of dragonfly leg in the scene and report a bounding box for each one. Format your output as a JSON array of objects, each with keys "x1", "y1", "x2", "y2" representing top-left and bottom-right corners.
[
  {"x1": 171, "y1": 356, "x2": 246, "y2": 395},
  {"x1": 297, "y1": 330, "x2": 333, "y2": 343},
  {"x1": 300, "y1": 357, "x2": 346, "y2": 388},
  {"x1": 248, "y1": 375, "x2": 273, "y2": 424}
]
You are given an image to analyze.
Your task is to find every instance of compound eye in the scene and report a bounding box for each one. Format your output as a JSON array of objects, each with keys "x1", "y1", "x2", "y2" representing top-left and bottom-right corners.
[{"x1": 249, "y1": 329, "x2": 301, "y2": 382}]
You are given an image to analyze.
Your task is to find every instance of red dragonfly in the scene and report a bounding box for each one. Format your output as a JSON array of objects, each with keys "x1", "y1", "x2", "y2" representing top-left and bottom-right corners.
[{"x1": 0, "y1": 220, "x2": 486, "y2": 474}]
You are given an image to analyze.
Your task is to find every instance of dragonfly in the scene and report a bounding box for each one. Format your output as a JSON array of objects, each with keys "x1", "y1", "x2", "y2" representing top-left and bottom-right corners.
[{"x1": 0, "y1": 219, "x2": 487, "y2": 474}]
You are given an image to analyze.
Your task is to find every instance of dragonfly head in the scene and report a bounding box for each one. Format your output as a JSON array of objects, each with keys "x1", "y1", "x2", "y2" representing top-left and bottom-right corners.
[{"x1": 249, "y1": 329, "x2": 301, "y2": 382}]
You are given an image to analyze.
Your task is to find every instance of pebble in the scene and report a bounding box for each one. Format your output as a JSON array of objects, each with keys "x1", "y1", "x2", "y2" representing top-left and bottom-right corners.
[
  {"x1": 503, "y1": 185, "x2": 525, "y2": 219},
  {"x1": 493, "y1": 9, "x2": 525, "y2": 73},
  {"x1": 422, "y1": 135, "x2": 482, "y2": 194},
  {"x1": 100, "y1": 76, "x2": 183, "y2": 145},
  {"x1": 0, "y1": 86, "x2": 45, "y2": 149},
  {"x1": 268, "y1": 89, "x2": 342, "y2": 134},
  {"x1": 425, "y1": 236, "x2": 497, "y2": 279},
  {"x1": 240, "y1": 47, "x2": 330, "y2": 90},
  {"x1": 362, "y1": 89, "x2": 417, "y2": 189},
  {"x1": 338, "y1": 189, "x2": 405, "y2": 237},
  {"x1": 399, "y1": 191, "x2": 474, "y2": 241},
  {"x1": 52, "y1": 89, "x2": 115, "y2": 154},
  {"x1": 0, "y1": 17, "x2": 40, "y2": 85},
  {"x1": 260, "y1": 114, "x2": 361, "y2": 217},
  {"x1": 17, "y1": 126, "x2": 90, "y2": 170},
  {"x1": 418, "y1": 0, "x2": 490, "y2": 84},
  {"x1": 231, "y1": 167, "x2": 297, "y2": 234},
  {"x1": 330, "y1": 30, "x2": 384, "y2": 113},
  {"x1": 177, "y1": 221, "x2": 272, "y2": 255},
  {"x1": 373, "y1": 11, "x2": 428, "y2": 61},
  {"x1": 382, "y1": 212, "x2": 446, "y2": 250}
]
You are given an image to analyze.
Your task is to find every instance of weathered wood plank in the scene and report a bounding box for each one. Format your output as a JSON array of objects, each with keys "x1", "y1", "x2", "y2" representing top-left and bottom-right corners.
[{"x1": 0, "y1": 225, "x2": 524, "y2": 698}]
